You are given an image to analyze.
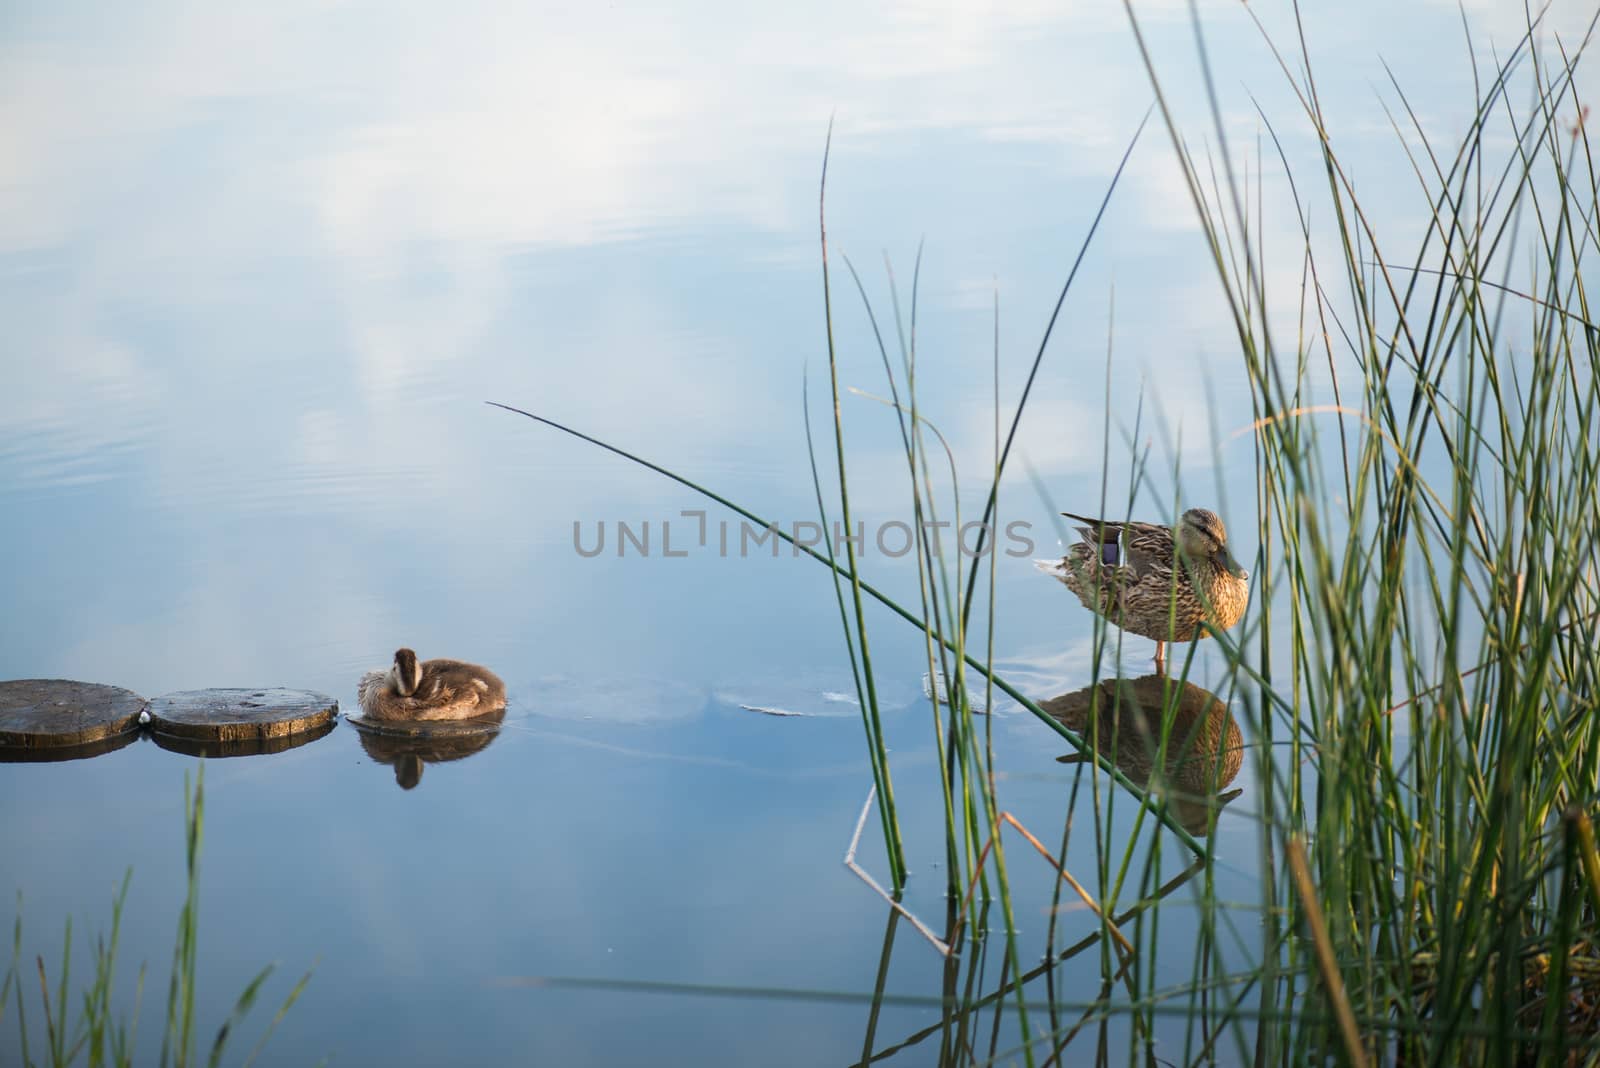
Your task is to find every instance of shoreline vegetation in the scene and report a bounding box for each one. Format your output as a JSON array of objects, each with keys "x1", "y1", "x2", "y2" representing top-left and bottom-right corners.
[
  {"x1": 497, "y1": 5, "x2": 1600, "y2": 1064},
  {"x1": 2, "y1": 769, "x2": 310, "y2": 1068}
]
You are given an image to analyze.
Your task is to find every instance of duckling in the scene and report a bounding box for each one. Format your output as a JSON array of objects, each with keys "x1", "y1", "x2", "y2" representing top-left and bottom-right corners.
[
  {"x1": 1039, "y1": 508, "x2": 1249, "y2": 671},
  {"x1": 357, "y1": 648, "x2": 506, "y2": 722}
]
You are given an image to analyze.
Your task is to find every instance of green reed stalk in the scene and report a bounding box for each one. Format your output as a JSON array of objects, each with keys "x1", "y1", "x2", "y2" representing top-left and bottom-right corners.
[
  {"x1": 160, "y1": 771, "x2": 201, "y2": 1068},
  {"x1": 802, "y1": 363, "x2": 906, "y2": 894},
  {"x1": 841, "y1": 293, "x2": 991, "y2": 910},
  {"x1": 815, "y1": 128, "x2": 909, "y2": 890},
  {"x1": 852, "y1": 249, "x2": 974, "y2": 899},
  {"x1": 1119, "y1": 0, "x2": 1600, "y2": 1060},
  {"x1": 838, "y1": 261, "x2": 1038, "y2": 1049},
  {"x1": 4, "y1": 767, "x2": 310, "y2": 1068}
]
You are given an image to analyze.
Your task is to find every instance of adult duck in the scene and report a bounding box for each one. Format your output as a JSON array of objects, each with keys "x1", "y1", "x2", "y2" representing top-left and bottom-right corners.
[{"x1": 1040, "y1": 508, "x2": 1249, "y2": 671}]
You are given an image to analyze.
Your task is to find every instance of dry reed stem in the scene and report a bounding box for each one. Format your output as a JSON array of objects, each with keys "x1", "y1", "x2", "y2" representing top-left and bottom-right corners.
[
  {"x1": 1001, "y1": 813, "x2": 1135, "y2": 958},
  {"x1": 1286, "y1": 836, "x2": 1370, "y2": 1068},
  {"x1": 843, "y1": 786, "x2": 953, "y2": 956}
]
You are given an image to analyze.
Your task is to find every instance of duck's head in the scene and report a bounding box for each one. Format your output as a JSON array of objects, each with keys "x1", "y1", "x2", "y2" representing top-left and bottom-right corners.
[
  {"x1": 389, "y1": 648, "x2": 422, "y2": 697},
  {"x1": 1179, "y1": 508, "x2": 1248, "y2": 580}
]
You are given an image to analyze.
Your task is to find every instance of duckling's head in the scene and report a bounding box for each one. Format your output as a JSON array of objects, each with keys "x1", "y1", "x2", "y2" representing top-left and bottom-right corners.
[
  {"x1": 1179, "y1": 509, "x2": 1248, "y2": 580},
  {"x1": 389, "y1": 648, "x2": 423, "y2": 697}
]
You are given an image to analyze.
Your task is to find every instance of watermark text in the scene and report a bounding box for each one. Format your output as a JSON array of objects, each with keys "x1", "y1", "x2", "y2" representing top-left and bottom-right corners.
[{"x1": 573, "y1": 511, "x2": 1036, "y2": 559}]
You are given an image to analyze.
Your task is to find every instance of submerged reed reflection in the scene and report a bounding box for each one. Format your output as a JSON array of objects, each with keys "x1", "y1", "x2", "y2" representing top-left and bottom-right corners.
[
  {"x1": 350, "y1": 711, "x2": 506, "y2": 790},
  {"x1": 1040, "y1": 674, "x2": 1243, "y2": 836}
]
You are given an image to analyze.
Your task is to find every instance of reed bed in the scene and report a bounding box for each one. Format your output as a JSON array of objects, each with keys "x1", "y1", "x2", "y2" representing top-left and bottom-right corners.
[
  {"x1": 1, "y1": 769, "x2": 310, "y2": 1068},
  {"x1": 1124, "y1": 3, "x2": 1600, "y2": 1063}
]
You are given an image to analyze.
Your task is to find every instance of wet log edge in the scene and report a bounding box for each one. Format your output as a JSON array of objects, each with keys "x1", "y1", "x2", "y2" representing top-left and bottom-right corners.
[
  {"x1": 0, "y1": 679, "x2": 147, "y2": 750},
  {"x1": 146, "y1": 688, "x2": 339, "y2": 743}
]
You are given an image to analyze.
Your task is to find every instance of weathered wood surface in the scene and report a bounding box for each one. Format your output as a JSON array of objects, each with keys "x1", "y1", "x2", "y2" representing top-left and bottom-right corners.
[
  {"x1": 0, "y1": 679, "x2": 146, "y2": 750},
  {"x1": 345, "y1": 709, "x2": 505, "y2": 739},
  {"x1": 152, "y1": 717, "x2": 338, "y2": 758},
  {"x1": 0, "y1": 730, "x2": 140, "y2": 763},
  {"x1": 146, "y1": 688, "x2": 337, "y2": 742}
]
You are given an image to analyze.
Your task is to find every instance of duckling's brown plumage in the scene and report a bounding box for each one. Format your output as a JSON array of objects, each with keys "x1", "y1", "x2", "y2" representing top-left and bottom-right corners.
[{"x1": 357, "y1": 648, "x2": 506, "y2": 722}]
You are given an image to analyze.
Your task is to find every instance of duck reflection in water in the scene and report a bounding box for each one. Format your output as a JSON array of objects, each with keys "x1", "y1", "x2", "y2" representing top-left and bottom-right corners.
[
  {"x1": 1040, "y1": 674, "x2": 1244, "y2": 836},
  {"x1": 353, "y1": 711, "x2": 506, "y2": 790}
]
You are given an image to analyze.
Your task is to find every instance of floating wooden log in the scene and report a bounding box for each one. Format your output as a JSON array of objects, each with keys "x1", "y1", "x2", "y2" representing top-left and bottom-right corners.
[
  {"x1": 345, "y1": 710, "x2": 504, "y2": 739},
  {"x1": 0, "y1": 729, "x2": 141, "y2": 764},
  {"x1": 146, "y1": 688, "x2": 337, "y2": 743},
  {"x1": 151, "y1": 717, "x2": 338, "y2": 759},
  {"x1": 0, "y1": 679, "x2": 147, "y2": 753}
]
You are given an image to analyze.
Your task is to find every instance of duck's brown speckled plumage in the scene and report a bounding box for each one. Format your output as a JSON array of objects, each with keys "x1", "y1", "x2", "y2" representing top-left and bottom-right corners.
[
  {"x1": 357, "y1": 648, "x2": 506, "y2": 722},
  {"x1": 1041, "y1": 507, "x2": 1249, "y2": 669}
]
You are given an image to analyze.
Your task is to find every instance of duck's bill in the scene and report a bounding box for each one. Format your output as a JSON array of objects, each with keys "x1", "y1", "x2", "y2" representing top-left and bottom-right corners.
[{"x1": 1212, "y1": 548, "x2": 1249, "y2": 579}]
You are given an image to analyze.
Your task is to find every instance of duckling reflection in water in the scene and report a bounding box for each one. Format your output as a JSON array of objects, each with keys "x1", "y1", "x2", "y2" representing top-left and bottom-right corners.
[
  {"x1": 354, "y1": 713, "x2": 506, "y2": 790},
  {"x1": 1041, "y1": 674, "x2": 1244, "y2": 836},
  {"x1": 357, "y1": 648, "x2": 507, "y2": 722}
]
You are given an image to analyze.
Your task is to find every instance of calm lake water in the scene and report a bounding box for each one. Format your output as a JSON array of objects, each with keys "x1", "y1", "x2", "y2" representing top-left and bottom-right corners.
[{"x1": 4, "y1": 2, "x2": 1595, "y2": 1063}]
